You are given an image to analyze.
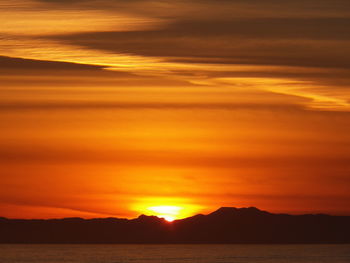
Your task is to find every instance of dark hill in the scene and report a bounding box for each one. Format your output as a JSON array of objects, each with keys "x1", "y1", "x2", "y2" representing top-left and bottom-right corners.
[{"x1": 0, "y1": 207, "x2": 349, "y2": 244}]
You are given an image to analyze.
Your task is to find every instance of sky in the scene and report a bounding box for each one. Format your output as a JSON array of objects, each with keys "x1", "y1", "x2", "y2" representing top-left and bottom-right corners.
[{"x1": 1, "y1": 0, "x2": 350, "y2": 220}]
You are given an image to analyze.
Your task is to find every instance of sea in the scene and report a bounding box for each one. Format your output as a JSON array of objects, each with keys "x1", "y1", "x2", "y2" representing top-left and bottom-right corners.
[{"x1": 0, "y1": 244, "x2": 349, "y2": 263}]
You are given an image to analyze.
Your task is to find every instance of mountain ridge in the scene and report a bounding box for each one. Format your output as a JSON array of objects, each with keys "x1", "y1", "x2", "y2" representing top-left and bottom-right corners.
[
  {"x1": 0, "y1": 207, "x2": 336, "y2": 221},
  {"x1": 1, "y1": 207, "x2": 349, "y2": 244}
]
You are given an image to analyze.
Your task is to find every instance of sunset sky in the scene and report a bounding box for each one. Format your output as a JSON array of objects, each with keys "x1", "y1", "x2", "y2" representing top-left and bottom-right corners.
[{"x1": 1, "y1": 0, "x2": 350, "y2": 220}]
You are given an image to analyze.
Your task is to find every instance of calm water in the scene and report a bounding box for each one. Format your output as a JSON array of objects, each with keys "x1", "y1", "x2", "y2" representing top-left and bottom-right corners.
[{"x1": 0, "y1": 244, "x2": 349, "y2": 263}]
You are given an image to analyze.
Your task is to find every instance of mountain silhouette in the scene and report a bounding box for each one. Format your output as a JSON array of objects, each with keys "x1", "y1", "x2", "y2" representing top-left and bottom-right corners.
[{"x1": 0, "y1": 207, "x2": 349, "y2": 244}]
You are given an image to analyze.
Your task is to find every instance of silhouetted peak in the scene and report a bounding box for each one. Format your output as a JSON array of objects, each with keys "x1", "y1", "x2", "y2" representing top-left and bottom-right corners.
[
  {"x1": 209, "y1": 207, "x2": 269, "y2": 217},
  {"x1": 88, "y1": 217, "x2": 127, "y2": 223},
  {"x1": 210, "y1": 207, "x2": 238, "y2": 216},
  {"x1": 136, "y1": 214, "x2": 166, "y2": 223},
  {"x1": 179, "y1": 213, "x2": 205, "y2": 222},
  {"x1": 56, "y1": 217, "x2": 84, "y2": 222}
]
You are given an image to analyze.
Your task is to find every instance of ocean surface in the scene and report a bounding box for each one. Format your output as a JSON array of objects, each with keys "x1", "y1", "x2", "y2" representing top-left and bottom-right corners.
[{"x1": 0, "y1": 244, "x2": 349, "y2": 263}]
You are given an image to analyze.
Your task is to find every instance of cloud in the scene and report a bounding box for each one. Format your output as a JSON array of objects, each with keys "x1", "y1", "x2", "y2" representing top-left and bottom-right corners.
[
  {"x1": 36, "y1": 0, "x2": 350, "y2": 18},
  {"x1": 52, "y1": 18, "x2": 350, "y2": 68},
  {"x1": 2, "y1": 0, "x2": 350, "y2": 111},
  {"x1": 0, "y1": 55, "x2": 103, "y2": 71},
  {"x1": 46, "y1": 15, "x2": 350, "y2": 110},
  {"x1": 0, "y1": 55, "x2": 146, "y2": 88}
]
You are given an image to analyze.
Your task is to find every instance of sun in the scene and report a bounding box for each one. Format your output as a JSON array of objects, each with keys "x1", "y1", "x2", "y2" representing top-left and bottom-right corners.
[
  {"x1": 161, "y1": 215, "x2": 175, "y2": 222},
  {"x1": 132, "y1": 199, "x2": 202, "y2": 221},
  {"x1": 147, "y1": 205, "x2": 182, "y2": 222}
]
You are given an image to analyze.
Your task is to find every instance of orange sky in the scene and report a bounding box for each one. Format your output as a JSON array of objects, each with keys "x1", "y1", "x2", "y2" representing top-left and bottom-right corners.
[{"x1": 1, "y1": 0, "x2": 350, "y2": 219}]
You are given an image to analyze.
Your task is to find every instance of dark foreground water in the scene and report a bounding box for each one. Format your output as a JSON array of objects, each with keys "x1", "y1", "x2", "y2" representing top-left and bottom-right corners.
[{"x1": 0, "y1": 244, "x2": 349, "y2": 263}]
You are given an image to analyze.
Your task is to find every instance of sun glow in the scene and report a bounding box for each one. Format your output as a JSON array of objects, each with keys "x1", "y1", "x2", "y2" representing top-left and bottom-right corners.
[
  {"x1": 132, "y1": 199, "x2": 203, "y2": 222},
  {"x1": 147, "y1": 206, "x2": 182, "y2": 222}
]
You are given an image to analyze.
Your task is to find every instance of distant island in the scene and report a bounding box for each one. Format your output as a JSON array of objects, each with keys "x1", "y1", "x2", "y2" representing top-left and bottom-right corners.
[{"x1": 1, "y1": 207, "x2": 349, "y2": 244}]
